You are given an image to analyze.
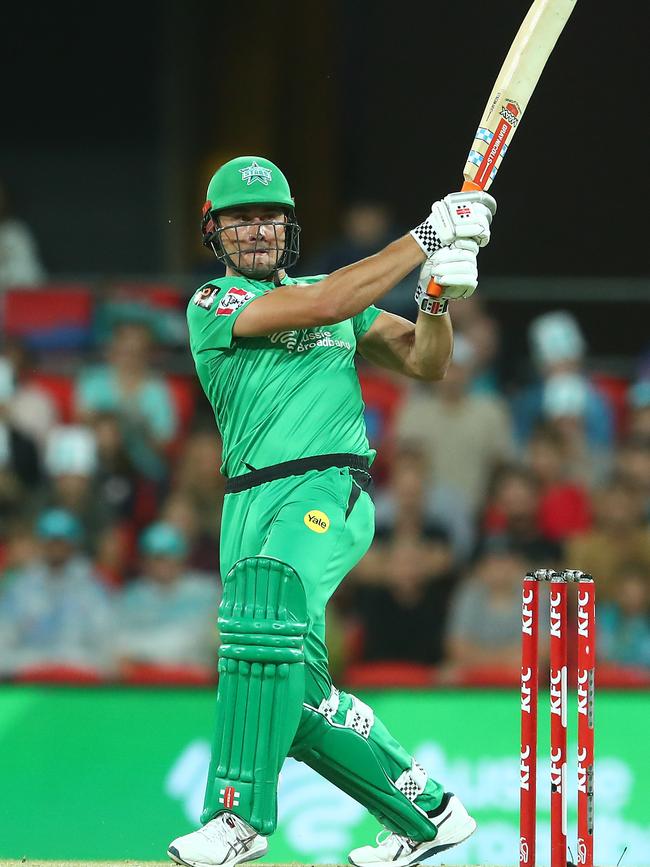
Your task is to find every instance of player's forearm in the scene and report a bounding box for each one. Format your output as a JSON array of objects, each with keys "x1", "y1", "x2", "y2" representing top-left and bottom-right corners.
[
  {"x1": 318, "y1": 235, "x2": 425, "y2": 322},
  {"x1": 409, "y1": 310, "x2": 453, "y2": 380}
]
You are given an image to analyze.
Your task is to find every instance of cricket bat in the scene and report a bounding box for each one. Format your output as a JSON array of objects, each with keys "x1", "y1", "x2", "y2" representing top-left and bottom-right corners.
[{"x1": 428, "y1": 0, "x2": 577, "y2": 296}]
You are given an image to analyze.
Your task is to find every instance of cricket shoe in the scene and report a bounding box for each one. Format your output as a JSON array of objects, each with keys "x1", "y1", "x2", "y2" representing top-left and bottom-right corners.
[
  {"x1": 167, "y1": 811, "x2": 268, "y2": 867},
  {"x1": 348, "y1": 792, "x2": 476, "y2": 867}
]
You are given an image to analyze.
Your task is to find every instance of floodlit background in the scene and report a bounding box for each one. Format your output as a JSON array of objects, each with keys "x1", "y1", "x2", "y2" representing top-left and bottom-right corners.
[{"x1": 1, "y1": 1, "x2": 649, "y2": 864}]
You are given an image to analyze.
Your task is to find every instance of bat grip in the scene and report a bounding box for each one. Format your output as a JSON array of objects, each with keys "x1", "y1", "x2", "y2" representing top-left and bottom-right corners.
[{"x1": 426, "y1": 179, "x2": 483, "y2": 297}]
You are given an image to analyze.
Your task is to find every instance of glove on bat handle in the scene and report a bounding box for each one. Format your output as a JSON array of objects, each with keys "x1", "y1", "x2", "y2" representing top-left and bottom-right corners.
[{"x1": 426, "y1": 179, "x2": 483, "y2": 297}]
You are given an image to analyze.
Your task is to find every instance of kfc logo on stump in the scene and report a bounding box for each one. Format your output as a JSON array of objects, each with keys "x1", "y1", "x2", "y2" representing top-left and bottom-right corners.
[{"x1": 217, "y1": 287, "x2": 255, "y2": 316}]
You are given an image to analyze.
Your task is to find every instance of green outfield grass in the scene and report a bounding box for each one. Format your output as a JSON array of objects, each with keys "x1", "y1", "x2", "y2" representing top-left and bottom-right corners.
[
  {"x1": 0, "y1": 862, "x2": 541, "y2": 867},
  {"x1": 0, "y1": 860, "x2": 614, "y2": 867},
  {"x1": 0, "y1": 863, "x2": 350, "y2": 867},
  {"x1": 0, "y1": 863, "x2": 351, "y2": 867},
  {"x1": 0, "y1": 861, "x2": 569, "y2": 867},
  {"x1": 0, "y1": 862, "x2": 172, "y2": 867}
]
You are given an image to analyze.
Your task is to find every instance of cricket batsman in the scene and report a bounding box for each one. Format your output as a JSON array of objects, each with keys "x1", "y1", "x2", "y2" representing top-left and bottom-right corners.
[{"x1": 168, "y1": 156, "x2": 496, "y2": 867}]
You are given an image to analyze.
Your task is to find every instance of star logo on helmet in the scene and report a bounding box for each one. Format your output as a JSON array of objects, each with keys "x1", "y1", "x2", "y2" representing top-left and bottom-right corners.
[{"x1": 239, "y1": 161, "x2": 273, "y2": 186}]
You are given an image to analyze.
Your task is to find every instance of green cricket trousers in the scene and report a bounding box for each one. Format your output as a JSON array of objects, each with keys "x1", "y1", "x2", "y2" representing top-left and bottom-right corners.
[{"x1": 202, "y1": 454, "x2": 444, "y2": 839}]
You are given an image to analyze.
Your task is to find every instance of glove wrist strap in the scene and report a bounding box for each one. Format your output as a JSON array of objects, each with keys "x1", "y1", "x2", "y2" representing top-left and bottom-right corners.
[
  {"x1": 415, "y1": 290, "x2": 449, "y2": 316},
  {"x1": 410, "y1": 224, "x2": 444, "y2": 257}
]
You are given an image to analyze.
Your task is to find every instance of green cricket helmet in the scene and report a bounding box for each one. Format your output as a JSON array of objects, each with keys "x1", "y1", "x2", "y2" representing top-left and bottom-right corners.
[{"x1": 201, "y1": 156, "x2": 300, "y2": 278}]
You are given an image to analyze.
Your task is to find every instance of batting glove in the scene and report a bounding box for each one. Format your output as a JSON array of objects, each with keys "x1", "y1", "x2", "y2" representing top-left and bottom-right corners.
[
  {"x1": 414, "y1": 239, "x2": 479, "y2": 314},
  {"x1": 411, "y1": 191, "x2": 497, "y2": 256}
]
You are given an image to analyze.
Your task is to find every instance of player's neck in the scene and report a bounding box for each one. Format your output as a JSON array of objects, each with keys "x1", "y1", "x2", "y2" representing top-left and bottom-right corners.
[{"x1": 225, "y1": 266, "x2": 287, "y2": 284}]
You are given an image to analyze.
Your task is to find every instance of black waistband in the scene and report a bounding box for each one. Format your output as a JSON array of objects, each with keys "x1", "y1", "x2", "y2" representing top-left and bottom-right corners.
[{"x1": 225, "y1": 453, "x2": 371, "y2": 494}]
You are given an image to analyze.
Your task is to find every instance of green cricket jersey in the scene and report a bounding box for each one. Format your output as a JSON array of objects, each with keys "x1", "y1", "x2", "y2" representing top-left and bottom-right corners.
[{"x1": 186, "y1": 274, "x2": 382, "y2": 478}]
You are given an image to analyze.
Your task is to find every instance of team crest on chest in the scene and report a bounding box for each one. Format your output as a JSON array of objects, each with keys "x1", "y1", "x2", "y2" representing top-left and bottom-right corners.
[{"x1": 239, "y1": 161, "x2": 272, "y2": 186}]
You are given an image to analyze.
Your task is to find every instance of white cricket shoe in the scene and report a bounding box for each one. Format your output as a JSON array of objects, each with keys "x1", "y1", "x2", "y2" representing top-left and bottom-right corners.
[
  {"x1": 348, "y1": 793, "x2": 476, "y2": 867},
  {"x1": 167, "y1": 811, "x2": 268, "y2": 867}
]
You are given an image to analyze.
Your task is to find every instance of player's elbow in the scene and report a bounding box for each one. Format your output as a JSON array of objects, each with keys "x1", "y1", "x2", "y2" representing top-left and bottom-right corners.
[
  {"x1": 416, "y1": 359, "x2": 450, "y2": 382},
  {"x1": 432, "y1": 359, "x2": 451, "y2": 380}
]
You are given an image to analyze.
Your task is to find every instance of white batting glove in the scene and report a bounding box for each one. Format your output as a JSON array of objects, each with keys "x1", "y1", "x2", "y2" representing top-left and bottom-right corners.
[
  {"x1": 414, "y1": 239, "x2": 479, "y2": 314},
  {"x1": 410, "y1": 191, "x2": 497, "y2": 256}
]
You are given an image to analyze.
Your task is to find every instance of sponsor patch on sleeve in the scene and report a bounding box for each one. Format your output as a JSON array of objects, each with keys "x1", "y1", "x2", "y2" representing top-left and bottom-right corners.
[
  {"x1": 192, "y1": 285, "x2": 219, "y2": 309},
  {"x1": 216, "y1": 287, "x2": 256, "y2": 316}
]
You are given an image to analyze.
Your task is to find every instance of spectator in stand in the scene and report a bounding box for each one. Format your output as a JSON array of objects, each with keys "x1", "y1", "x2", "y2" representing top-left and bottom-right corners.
[
  {"x1": 540, "y1": 372, "x2": 611, "y2": 486},
  {"x1": 444, "y1": 535, "x2": 536, "y2": 673},
  {"x1": 511, "y1": 311, "x2": 615, "y2": 450},
  {"x1": 628, "y1": 379, "x2": 650, "y2": 439},
  {"x1": 36, "y1": 426, "x2": 114, "y2": 555},
  {"x1": 94, "y1": 524, "x2": 133, "y2": 590},
  {"x1": 1, "y1": 340, "x2": 59, "y2": 449},
  {"x1": 169, "y1": 430, "x2": 226, "y2": 539},
  {"x1": 566, "y1": 478, "x2": 650, "y2": 602},
  {"x1": 91, "y1": 412, "x2": 139, "y2": 522},
  {"x1": 0, "y1": 358, "x2": 41, "y2": 528},
  {"x1": 598, "y1": 564, "x2": 650, "y2": 668},
  {"x1": 115, "y1": 522, "x2": 219, "y2": 674},
  {"x1": 0, "y1": 521, "x2": 39, "y2": 577},
  {"x1": 395, "y1": 334, "x2": 514, "y2": 515},
  {"x1": 351, "y1": 534, "x2": 456, "y2": 666},
  {"x1": 356, "y1": 358, "x2": 405, "y2": 486},
  {"x1": 0, "y1": 509, "x2": 115, "y2": 677},
  {"x1": 75, "y1": 320, "x2": 178, "y2": 482},
  {"x1": 482, "y1": 464, "x2": 562, "y2": 564},
  {"x1": 527, "y1": 423, "x2": 592, "y2": 541},
  {"x1": 373, "y1": 445, "x2": 474, "y2": 562},
  {"x1": 159, "y1": 493, "x2": 219, "y2": 574},
  {"x1": 449, "y1": 296, "x2": 504, "y2": 395},
  {"x1": 616, "y1": 435, "x2": 650, "y2": 521},
  {"x1": 0, "y1": 179, "x2": 46, "y2": 290},
  {"x1": 306, "y1": 201, "x2": 413, "y2": 317},
  {"x1": 308, "y1": 200, "x2": 395, "y2": 274}
]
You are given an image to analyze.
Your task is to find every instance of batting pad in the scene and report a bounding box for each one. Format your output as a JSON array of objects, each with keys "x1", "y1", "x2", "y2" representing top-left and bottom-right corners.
[
  {"x1": 202, "y1": 557, "x2": 307, "y2": 835},
  {"x1": 290, "y1": 687, "x2": 443, "y2": 841}
]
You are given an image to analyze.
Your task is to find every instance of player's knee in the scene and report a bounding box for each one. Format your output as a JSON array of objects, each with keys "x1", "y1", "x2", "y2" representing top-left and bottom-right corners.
[
  {"x1": 291, "y1": 685, "x2": 375, "y2": 756},
  {"x1": 219, "y1": 556, "x2": 308, "y2": 664}
]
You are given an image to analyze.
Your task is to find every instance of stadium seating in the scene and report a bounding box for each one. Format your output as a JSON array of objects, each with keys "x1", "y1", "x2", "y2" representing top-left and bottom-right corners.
[{"x1": 2, "y1": 285, "x2": 94, "y2": 350}]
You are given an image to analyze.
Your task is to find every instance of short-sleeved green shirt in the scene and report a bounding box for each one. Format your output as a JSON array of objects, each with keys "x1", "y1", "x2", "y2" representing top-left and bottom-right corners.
[{"x1": 186, "y1": 273, "x2": 382, "y2": 478}]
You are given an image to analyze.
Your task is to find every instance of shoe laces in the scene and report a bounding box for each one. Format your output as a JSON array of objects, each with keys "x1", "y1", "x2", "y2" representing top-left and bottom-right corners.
[
  {"x1": 374, "y1": 829, "x2": 417, "y2": 854},
  {"x1": 200, "y1": 813, "x2": 255, "y2": 846}
]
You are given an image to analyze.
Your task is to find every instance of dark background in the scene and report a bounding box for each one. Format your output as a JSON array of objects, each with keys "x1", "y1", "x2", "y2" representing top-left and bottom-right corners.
[{"x1": 3, "y1": 1, "x2": 649, "y2": 279}]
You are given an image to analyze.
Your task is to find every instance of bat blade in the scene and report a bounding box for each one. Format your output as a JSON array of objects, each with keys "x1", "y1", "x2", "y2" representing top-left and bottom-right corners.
[
  {"x1": 427, "y1": 0, "x2": 577, "y2": 296},
  {"x1": 464, "y1": 0, "x2": 577, "y2": 192}
]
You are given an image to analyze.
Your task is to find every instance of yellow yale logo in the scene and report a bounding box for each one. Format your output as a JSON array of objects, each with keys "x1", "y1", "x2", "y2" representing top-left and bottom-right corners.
[{"x1": 304, "y1": 510, "x2": 330, "y2": 533}]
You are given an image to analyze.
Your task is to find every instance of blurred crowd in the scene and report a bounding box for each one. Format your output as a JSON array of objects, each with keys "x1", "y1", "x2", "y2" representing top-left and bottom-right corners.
[{"x1": 1, "y1": 195, "x2": 649, "y2": 684}]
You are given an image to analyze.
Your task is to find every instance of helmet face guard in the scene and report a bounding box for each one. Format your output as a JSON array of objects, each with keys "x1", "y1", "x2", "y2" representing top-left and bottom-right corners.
[
  {"x1": 201, "y1": 156, "x2": 301, "y2": 279},
  {"x1": 201, "y1": 203, "x2": 300, "y2": 279}
]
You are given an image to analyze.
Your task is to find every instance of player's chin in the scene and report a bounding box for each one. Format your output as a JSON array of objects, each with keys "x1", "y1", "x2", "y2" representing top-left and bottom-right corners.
[{"x1": 236, "y1": 251, "x2": 280, "y2": 276}]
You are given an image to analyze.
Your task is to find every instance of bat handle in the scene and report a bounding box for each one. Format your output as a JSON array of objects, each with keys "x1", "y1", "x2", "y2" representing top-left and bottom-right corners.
[{"x1": 426, "y1": 178, "x2": 483, "y2": 297}]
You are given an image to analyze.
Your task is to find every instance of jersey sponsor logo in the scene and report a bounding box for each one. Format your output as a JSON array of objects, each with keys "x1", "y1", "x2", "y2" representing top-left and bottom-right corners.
[
  {"x1": 216, "y1": 287, "x2": 255, "y2": 316},
  {"x1": 269, "y1": 328, "x2": 352, "y2": 354},
  {"x1": 193, "y1": 285, "x2": 219, "y2": 309},
  {"x1": 304, "y1": 510, "x2": 330, "y2": 533},
  {"x1": 270, "y1": 330, "x2": 299, "y2": 351},
  {"x1": 239, "y1": 160, "x2": 272, "y2": 186}
]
